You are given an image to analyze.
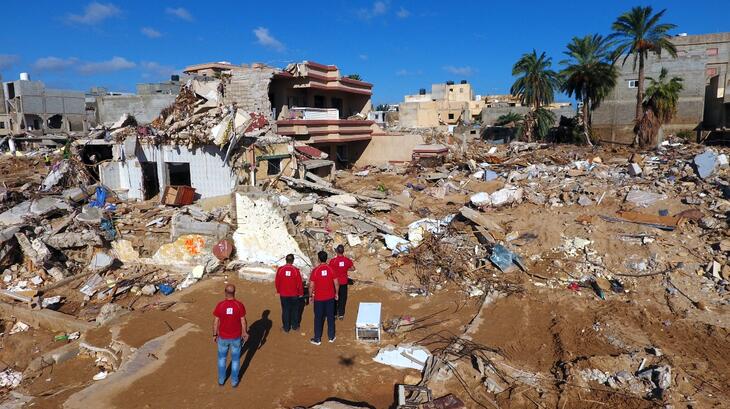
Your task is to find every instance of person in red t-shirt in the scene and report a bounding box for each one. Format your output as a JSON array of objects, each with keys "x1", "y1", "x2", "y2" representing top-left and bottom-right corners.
[
  {"x1": 329, "y1": 244, "x2": 355, "y2": 320},
  {"x1": 213, "y1": 284, "x2": 248, "y2": 387},
  {"x1": 309, "y1": 250, "x2": 339, "y2": 345},
  {"x1": 275, "y1": 254, "x2": 304, "y2": 333}
]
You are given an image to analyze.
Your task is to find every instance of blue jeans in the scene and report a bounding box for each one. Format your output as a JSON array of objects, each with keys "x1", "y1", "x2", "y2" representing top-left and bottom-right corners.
[
  {"x1": 217, "y1": 337, "x2": 242, "y2": 385},
  {"x1": 313, "y1": 299, "x2": 335, "y2": 342}
]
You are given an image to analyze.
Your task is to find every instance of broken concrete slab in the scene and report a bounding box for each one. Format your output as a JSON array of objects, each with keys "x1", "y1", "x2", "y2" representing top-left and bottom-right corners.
[
  {"x1": 311, "y1": 204, "x2": 328, "y2": 220},
  {"x1": 30, "y1": 197, "x2": 73, "y2": 217},
  {"x1": 170, "y1": 213, "x2": 229, "y2": 240},
  {"x1": 0, "y1": 202, "x2": 32, "y2": 227},
  {"x1": 373, "y1": 344, "x2": 431, "y2": 370},
  {"x1": 76, "y1": 205, "x2": 103, "y2": 224},
  {"x1": 324, "y1": 194, "x2": 358, "y2": 207},
  {"x1": 625, "y1": 190, "x2": 667, "y2": 207},
  {"x1": 459, "y1": 207, "x2": 505, "y2": 234},
  {"x1": 286, "y1": 199, "x2": 316, "y2": 213},
  {"x1": 694, "y1": 150, "x2": 717, "y2": 179},
  {"x1": 45, "y1": 230, "x2": 103, "y2": 249},
  {"x1": 327, "y1": 204, "x2": 361, "y2": 218}
]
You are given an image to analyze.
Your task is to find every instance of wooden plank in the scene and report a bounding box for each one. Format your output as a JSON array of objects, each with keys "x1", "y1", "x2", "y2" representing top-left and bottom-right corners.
[{"x1": 459, "y1": 207, "x2": 505, "y2": 234}]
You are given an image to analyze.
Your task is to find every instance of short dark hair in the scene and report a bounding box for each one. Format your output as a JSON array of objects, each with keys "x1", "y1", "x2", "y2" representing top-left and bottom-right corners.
[
  {"x1": 318, "y1": 250, "x2": 328, "y2": 263},
  {"x1": 286, "y1": 254, "x2": 294, "y2": 264},
  {"x1": 336, "y1": 244, "x2": 345, "y2": 254}
]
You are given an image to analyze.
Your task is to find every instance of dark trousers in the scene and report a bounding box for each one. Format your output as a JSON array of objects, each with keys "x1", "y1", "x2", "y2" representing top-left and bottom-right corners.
[
  {"x1": 313, "y1": 298, "x2": 335, "y2": 342},
  {"x1": 280, "y1": 296, "x2": 301, "y2": 331},
  {"x1": 336, "y1": 284, "x2": 348, "y2": 317}
]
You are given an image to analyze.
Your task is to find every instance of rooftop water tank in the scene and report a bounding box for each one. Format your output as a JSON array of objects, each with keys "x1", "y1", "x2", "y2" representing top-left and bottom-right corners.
[{"x1": 19, "y1": 72, "x2": 30, "y2": 81}]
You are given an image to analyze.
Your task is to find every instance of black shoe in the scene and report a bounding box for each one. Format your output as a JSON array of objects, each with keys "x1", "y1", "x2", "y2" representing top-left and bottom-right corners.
[
  {"x1": 292, "y1": 326, "x2": 300, "y2": 331},
  {"x1": 231, "y1": 382, "x2": 239, "y2": 388},
  {"x1": 337, "y1": 315, "x2": 344, "y2": 320},
  {"x1": 310, "y1": 338, "x2": 321, "y2": 345}
]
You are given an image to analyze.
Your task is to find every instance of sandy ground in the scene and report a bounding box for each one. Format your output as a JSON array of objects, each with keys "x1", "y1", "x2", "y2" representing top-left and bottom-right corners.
[{"x1": 25, "y1": 276, "x2": 480, "y2": 409}]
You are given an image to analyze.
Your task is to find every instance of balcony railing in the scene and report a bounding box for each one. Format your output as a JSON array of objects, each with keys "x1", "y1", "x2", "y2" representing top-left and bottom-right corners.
[{"x1": 287, "y1": 107, "x2": 339, "y2": 120}]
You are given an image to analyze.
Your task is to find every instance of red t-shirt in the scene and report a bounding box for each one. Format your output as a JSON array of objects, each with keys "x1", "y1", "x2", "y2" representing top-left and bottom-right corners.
[
  {"x1": 329, "y1": 255, "x2": 353, "y2": 284},
  {"x1": 213, "y1": 299, "x2": 246, "y2": 339},
  {"x1": 310, "y1": 264, "x2": 337, "y2": 301},
  {"x1": 275, "y1": 264, "x2": 303, "y2": 297}
]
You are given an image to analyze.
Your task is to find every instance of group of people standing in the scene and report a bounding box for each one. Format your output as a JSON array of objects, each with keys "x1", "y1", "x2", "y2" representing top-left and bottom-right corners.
[{"x1": 213, "y1": 245, "x2": 355, "y2": 386}]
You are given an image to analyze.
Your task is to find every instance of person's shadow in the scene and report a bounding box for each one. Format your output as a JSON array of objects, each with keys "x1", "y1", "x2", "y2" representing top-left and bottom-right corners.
[{"x1": 237, "y1": 310, "x2": 272, "y2": 381}]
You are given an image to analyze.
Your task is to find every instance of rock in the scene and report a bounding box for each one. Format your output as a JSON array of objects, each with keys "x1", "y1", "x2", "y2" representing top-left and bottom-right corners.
[
  {"x1": 46, "y1": 267, "x2": 66, "y2": 282},
  {"x1": 699, "y1": 217, "x2": 718, "y2": 229},
  {"x1": 425, "y1": 172, "x2": 448, "y2": 181},
  {"x1": 311, "y1": 204, "x2": 328, "y2": 220},
  {"x1": 693, "y1": 150, "x2": 717, "y2": 179},
  {"x1": 721, "y1": 264, "x2": 730, "y2": 281},
  {"x1": 628, "y1": 163, "x2": 643, "y2": 177},
  {"x1": 141, "y1": 284, "x2": 157, "y2": 296},
  {"x1": 577, "y1": 195, "x2": 593, "y2": 206},
  {"x1": 324, "y1": 194, "x2": 358, "y2": 207},
  {"x1": 470, "y1": 192, "x2": 492, "y2": 207},
  {"x1": 490, "y1": 187, "x2": 523, "y2": 207},
  {"x1": 95, "y1": 303, "x2": 123, "y2": 325},
  {"x1": 89, "y1": 252, "x2": 114, "y2": 273}
]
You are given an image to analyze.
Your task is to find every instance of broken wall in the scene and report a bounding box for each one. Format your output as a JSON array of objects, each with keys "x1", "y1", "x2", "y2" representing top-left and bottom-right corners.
[
  {"x1": 95, "y1": 94, "x2": 178, "y2": 125},
  {"x1": 232, "y1": 188, "x2": 311, "y2": 280},
  {"x1": 355, "y1": 133, "x2": 425, "y2": 166},
  {"x1": 101, "y1": 143, "x2": 236, "y2": 201},
  {"x1": 222, "y1": 65, "x2": 275, "y2": 115}
]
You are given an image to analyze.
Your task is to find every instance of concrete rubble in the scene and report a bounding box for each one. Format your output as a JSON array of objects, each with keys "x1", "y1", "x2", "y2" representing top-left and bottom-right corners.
[{"x1": 0, "y1": 67, "x2": 727, "y2": 409}]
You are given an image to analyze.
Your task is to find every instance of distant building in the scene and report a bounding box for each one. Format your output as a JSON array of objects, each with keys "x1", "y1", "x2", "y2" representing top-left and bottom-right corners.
[
  {"x1": 0, "y1": 74, "x2": 9, "y2": 136},
  {"x1": 93, "y1": 76, "x2": 182, "y2": 125},
  {"x1": 2, "y1": 73, "x2": 87, "y2": 134},
  {"x1": 399, "y1": 80, "x2": 485, "y2": 129},
  {"x1": 593, "y1": 32, "x2": 730, "y2": 144}
]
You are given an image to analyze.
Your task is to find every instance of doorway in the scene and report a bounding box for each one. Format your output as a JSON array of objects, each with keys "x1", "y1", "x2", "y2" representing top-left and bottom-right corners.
[
  {"x1": 141, "y1": 162, "x2": 160, "y2": 200},
  {"x1": 166, "y1": 162, "x2": 191, "y2": 186}
]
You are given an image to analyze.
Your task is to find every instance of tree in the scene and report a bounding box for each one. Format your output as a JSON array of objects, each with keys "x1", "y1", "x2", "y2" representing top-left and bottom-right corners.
[
  {"x1": 610, "y1": 6, "x2": 677, "y2": 145},
  {"x1": 510, "y1": 50, "x2": 562, "y2": 141},
  {"x1": 495, "y1": 112, "x2": 524, "y2": 126},
  {"x1": 635, "y1": 68, "x2": 683, "y2": 146},
  {"x1": 347, "y1": 74, "x2": 362, "y2": 81},
  {"x1": 560, "y1": 34, "x2": 618, "y2": 146}
]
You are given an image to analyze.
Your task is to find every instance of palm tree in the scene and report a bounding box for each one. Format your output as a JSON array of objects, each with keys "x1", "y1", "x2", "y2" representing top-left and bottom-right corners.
[
  {"x1": 610, "y1": 6, "x2": 677, "y2": 143},
  {"x1": 510, "y1": 50, "x2": 562, "y2": 141},
  {"x1": 635, "y1": 68, "x2": 683, "y2": 146},
  {"x1": 560, "y1": 34, "x2": 618, "y2": 146}
]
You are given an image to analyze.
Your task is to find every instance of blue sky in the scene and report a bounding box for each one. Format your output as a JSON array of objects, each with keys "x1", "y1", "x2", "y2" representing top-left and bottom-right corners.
[{"x1": 0, "y1": 0, "x2": 725, "y2": 104}]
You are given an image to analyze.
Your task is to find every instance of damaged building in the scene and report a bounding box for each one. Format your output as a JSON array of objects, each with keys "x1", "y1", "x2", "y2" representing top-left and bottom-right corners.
[
  {"x1": 593, "y1": 31, "x2": 730, "y2": 144},
  {"x1": 2, "y1": 73, "x2": 88, "y2": 135}
]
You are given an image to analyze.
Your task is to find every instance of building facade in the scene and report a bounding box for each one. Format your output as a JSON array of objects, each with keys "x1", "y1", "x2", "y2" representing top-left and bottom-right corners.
[
  {"x1": 399, "y1": 81, "x2": 485, "y2": 129},
  {"x1": 2, "y1": 74, "x2": 87, "y2": 134},
  {"x1": 593, "y1": 32, "x2": 730, "y2": 144}
]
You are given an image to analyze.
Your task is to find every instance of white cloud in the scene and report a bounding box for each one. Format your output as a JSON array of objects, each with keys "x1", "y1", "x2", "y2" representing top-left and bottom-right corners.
[
  {"x1": 140, "y1": 61, "x2": 178, "y2": 79},
  {"x1": 359, "y1": 54, "x2": 368, "y2": 61},
  {"x1": 66, "y1": 2, "x2": 121, "y2": 25},
  {"x1": 32, "y1": 56, "x2": 79, "y2": 72},
  {"x1": 396, "y1": 7, "x2": 410, "y2": 18},
  {"x1": 443, "y1": 65, "x2": 476, "y2": 76},
  {"x1": 357, "y1": 1, "x2": 388, "y2": 20},
  {"x1": 141, "y1": 27, "x2": 162, "y2": 38},
  {"x1": 253, "y1": 27, "x2": 285, "y2": 52},
  {"x1": 79, "y1": 56, "x2": 136, "y2": 75},
  {"x1": 0, "y1": 54, "x2": 19, "y2": 70},
  {"x1": 165, "y1": 7, "x2": 193, "y2": 21},
  {"x1": 396, "y1": 69, "x2": 422, "y2": 77}
]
